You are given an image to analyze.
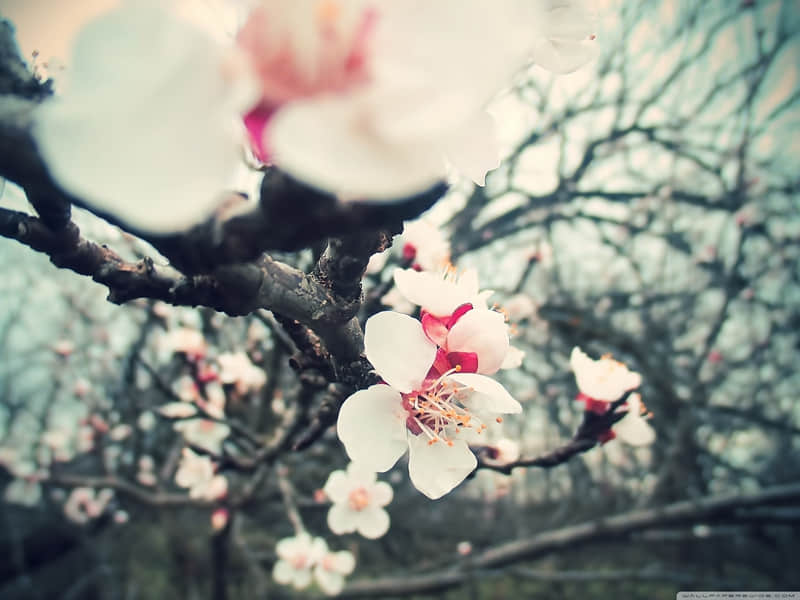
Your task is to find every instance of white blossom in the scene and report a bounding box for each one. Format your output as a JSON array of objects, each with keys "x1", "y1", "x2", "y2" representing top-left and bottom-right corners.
[
  {"x1": 217, "y1": 351, "x2": 267, "y2": 394},
  {"x1": 570, "y1": 346, "x2": 642, "y2": 402},
  {"x1": 174, "y1": 448, "x2": 228, "y2": 500},
  {"x1": 323, "y1": 463, "x2": 393, "y2": 539},
  {"x1": 337, "y1": 312, "x2": 521, "y2": 499},
  {"x1": 174, "y1": 419, "x2": 231, "y2": 455}
]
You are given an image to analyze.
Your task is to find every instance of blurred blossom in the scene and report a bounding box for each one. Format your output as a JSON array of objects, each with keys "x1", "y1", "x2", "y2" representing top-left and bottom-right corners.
[
  {"x1": 570, "y1": 346, "x2": 642, "y2": 404},
  {"x1": 52, "y1": 339, "x2": 75, "y2": 357},
  {"x1": 76, "y1": 425, "x2": 95, "y2": 453},
  {"x1": 113, "y1": 510, "x2": 129, "y2": 524},
  {"x1": 613, "y1": 393, "x2": 656, "y2": 447},
  {"x1": 323, "y1": 462, "x2": 393, "y2": 539},
  {"x1": 202, "y1": 381, "x2": 227, "y2": 420},
  {"x1": 217, "y1": 351, "x2": 267, "y2": 394},
  {"x1": 457, "y1": 541, "x2": 473, "y2": 556},
  {"x1": 64, "y1": 487, "x2": 114, "y2": 524},
  {"x1": 174, "y1": 419, "x2": 231, "y2": 455},
  {"x1": 73, "y1": 378, "x2": 92, "y2": 397},
  {"x1": 174, "y1": 448, "x2": 228, "y2": 500},
  {"x1": 173, "y1": 375, "x2": 202, "y2": 403},
  {"x1": 243, "y1": 0, "x2": 598, "y2": 199},
  {"x1": 272, "y1": 533, "x2": 355, "y2": 596},
  {"x1": 313, "y1": 542, "x2": 356, "y2": 596},
  {"x1": 109, "y1": 424, "x2": 133, "y2": 442},
  {"x1": 32, "y1": 0, "x2": 260, "y2": 233},
  {"x1": 211, "y1": 507, "x2": 230, "y2": 531},
  {"x1": 161, "y1": 328, "x2": 208, "y2": 360},
  {"x1": 137, "y1": 411, "x2": 157, "y2": 431},
  {"x1": 502, "y1": 293, "x2": 536, "y2": 322},
  {"x1": 158, "y1": 402, "x2": 199, "y2": 419},
  {"x1": 272, "y1": 532, "x2": 323, "y2": 591},
  {"x1": 398, "y1": 219, "x2": 451, "y2": 271}
]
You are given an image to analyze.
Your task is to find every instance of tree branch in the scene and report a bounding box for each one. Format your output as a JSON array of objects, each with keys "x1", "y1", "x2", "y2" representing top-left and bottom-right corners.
[{"x1": 340, "y1": 482, "x2": 800, "y2": 597}]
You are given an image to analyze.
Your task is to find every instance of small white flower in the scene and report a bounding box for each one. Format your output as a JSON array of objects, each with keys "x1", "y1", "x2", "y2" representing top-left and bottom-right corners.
[
  {"x1": 174, "y1": 448, "x2": 227, "y2": 500},
  {"x1": 217, "y1": 351, "x2": 267, "y2": 394},
  {"x1": 161, "y1": 328, "x2": 207, "y2": 359},
  {"x1": 614, "y1": 393, "x2": 656, "y2": 447},
  {"x1": 337, "y1": 312, "x2": 521, "y2": 499},
  {"x1": 63, "y1": 487, "x2": 114, "y2": 523},
  {"x1": 570, "y1": 346, "x2": 642, "y2": 402},
  {"x1": 314, "y1": 543, "x2": 356, "y2": 596},
  {"x1": 323, "y1": 463, "x2": 393, "y2": 539},
  {"x1": 398, "y1": 220, "x2": 451, "y2": 271},
  {"x1": 174, "y1": 418, "x2": 230, "y2": 455},
  {"x1": 272, "y1": 532, "x2": 324, "y2": 590}
]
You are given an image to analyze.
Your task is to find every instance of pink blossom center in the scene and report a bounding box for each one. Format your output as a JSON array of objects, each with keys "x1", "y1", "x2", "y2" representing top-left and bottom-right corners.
[
  {"x1": 291, "y1": 554, "x2": 309, "y2": 570},
  {"x1": 321, "y1": 555, "x2": 336, "y2": 571},
  {"x1": 347, "y1": 486, "x2": 371, "y2": 511},
  {"x1": 238, "y1": 3, "x2": 375, "y2": 105}
]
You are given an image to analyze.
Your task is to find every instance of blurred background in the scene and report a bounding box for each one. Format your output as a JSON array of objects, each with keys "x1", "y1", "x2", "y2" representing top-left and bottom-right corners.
[{"x1": 1, "y1": 0, "x2": 799, "y2": 598}]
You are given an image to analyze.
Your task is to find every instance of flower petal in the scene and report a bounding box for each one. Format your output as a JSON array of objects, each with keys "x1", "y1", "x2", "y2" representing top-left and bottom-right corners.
[
  {"x1": 330, "y1": 551, "x2": 356, "y2": 575},
  {"x1": 314, "y1": 568, "x2": 345, "y2": 596},
  {"x1": 337, "y1": 385, "x2": 408, "y2": 472},
  {"x1": 446, "y1": 309, "x2": 509, "y2": 375},
  {"x1": 322, "y1": 469, "x2": 350, "y2": 504},
  {"x1": 371, "y1": 480, "x2": 394, "y2": 507},
  {"x1": 407, "y1": 435, "x2": 477, "y2": 500},
  {"x1": 272, "y1": 560, "x2": 296, "y2": 585},
  {"x1": 614, "y1": 414, "x2": 656, "y2": 446},
  {"x1": 441, "y1": 110, "x2": 501, "y2": 186},
  {"x1": 393, "y1": 269, "x2": 469, "y2": 317},
  {"x1": 356, "y1": 506, "x2": 390, "y2": 539},
  {"x1": 33, "y1": 1, "x2": 257, "y2": 233},
  {"x1": 327, "y1": 503, "x2": 358, "y2": 535},
  {"x1": 449, "y1": 373, "x2": 522, "y2": 414},
  {"x1": 269, "y1": 97, "x2": 444, "y2": 199},
  {"x1": 364, "y1": 312, "x2": 436, "y2": 393}
]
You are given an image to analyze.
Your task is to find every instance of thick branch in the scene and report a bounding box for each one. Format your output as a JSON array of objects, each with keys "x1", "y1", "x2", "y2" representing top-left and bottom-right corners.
[{"x1": 341, "y1": 482, "x2": 800, "y2": 597}]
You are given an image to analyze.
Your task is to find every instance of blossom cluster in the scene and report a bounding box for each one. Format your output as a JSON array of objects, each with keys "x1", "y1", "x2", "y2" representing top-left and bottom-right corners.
[{"x1": 272, "y1": 532, "x2": 355, "y2": 596}]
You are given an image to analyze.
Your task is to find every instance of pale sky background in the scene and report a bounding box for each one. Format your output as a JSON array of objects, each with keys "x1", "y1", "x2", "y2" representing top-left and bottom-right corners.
[{"x1": 2, "y1": 0, "x2": 119, "y2": 62}]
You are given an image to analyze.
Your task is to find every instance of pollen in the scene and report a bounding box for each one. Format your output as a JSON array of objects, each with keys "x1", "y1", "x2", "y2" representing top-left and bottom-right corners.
[{"x1": 496, "y1": 417, "x2": 503, "y2": 423}]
